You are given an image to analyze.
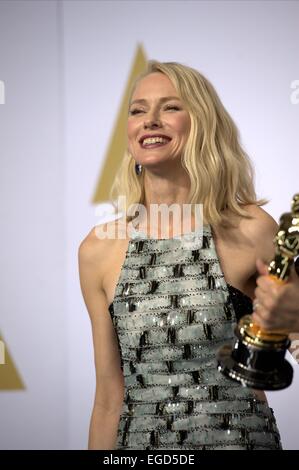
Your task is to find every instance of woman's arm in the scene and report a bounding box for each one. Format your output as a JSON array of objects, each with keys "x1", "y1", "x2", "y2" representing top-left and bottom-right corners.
[{"x1": 78, "y1": 229, "x2": 124, "y2": 450}]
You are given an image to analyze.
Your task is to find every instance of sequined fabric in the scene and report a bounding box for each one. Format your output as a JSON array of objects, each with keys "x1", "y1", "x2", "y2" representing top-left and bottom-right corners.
[{"x1": 108, "y1": 225, "x2": 282, "y2": 450}]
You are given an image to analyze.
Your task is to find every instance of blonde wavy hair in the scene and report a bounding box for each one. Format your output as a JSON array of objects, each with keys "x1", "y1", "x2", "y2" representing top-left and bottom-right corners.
[{"x1": 109, "y1": 60, "x2": 266, "y2": 227}]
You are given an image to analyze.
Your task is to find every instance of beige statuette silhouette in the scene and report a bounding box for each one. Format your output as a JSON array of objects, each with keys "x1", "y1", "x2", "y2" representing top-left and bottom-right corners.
[
  {"x1": 0, "y1": 332, "x2": 24, "y2": 390},
  {"x1": 92, "y1": 43, "x2": 148, "y2": 204}
]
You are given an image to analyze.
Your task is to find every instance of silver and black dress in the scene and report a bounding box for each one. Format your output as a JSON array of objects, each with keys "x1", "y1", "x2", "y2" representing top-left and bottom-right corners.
[{"x1": 108, "y1": 225, "x2": 282, "y2": 450}]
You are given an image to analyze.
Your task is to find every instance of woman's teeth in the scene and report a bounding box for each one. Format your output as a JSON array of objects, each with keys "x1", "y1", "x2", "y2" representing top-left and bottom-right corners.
[{"x1": 142, "y1": 137, "x2": 170, "y2": 147}]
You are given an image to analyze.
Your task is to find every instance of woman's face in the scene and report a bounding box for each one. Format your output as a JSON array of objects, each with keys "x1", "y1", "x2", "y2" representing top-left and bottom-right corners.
[{"x1": 127, "y1": 72, "x2": 191, "y2": 168}]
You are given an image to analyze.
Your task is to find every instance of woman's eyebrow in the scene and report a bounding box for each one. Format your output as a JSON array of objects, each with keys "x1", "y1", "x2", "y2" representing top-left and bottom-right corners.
[{"x1": 130, "y1": 96, "x2": 181, "y2": 106}]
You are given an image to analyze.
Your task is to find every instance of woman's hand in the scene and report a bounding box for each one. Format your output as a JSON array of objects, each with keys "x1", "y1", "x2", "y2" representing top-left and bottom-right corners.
[{"x1": 252, "y1": 258, "x2": 299, "y2": 333}]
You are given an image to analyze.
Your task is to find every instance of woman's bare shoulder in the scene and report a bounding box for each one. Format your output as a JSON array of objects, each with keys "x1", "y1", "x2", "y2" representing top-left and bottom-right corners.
[
  {"x1": 240, "y1": 204, "x2": 278, "y2": 236},
  {"x1": 79, "y1": 220, "x2": 126, "y2": 259},
  {"x1": 79, "y1": 220, "x2": 130, "y2": 276},
  {"x1": 217, "y1": 204, "x2": 278, "y2": 253},
  {"x1": 218, "y1": 204, "x2": 277, "y2": 236},
  {"x1": 78, "y1": 221, "x2": 126, "y2": 295},
  {"x1": 79, "y1": 223, "x2": 110, "y2": 261},
  {"x1": 238, "y1": 204, "x2": 279, "y2": 262}
]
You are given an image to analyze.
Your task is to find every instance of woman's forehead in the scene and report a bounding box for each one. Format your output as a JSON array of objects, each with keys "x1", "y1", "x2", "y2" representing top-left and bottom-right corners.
[{"x1": 132, "y1": 73, "x2": 177, "y2": 98}]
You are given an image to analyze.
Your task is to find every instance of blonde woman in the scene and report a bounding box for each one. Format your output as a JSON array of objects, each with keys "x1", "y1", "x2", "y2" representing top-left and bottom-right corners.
[{"x1": 79, "y1": 61, "x2": 284, "y2": 450}]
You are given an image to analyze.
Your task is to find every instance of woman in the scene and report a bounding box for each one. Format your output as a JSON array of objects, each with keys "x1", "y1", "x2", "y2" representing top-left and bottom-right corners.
[{"x1": 79, "y1": 60, "x2": 283, "y2": 449}]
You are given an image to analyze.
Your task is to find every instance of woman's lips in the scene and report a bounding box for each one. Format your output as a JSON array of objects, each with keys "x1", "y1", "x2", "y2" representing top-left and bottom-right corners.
[{"x1": 140, "y1": 140, "x2": 171, "y2": 149}]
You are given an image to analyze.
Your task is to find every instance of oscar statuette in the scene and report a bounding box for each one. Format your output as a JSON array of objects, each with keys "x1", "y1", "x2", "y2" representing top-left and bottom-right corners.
[{"x1": 217, "y1": 194, "x2": 299, "y2": 390}]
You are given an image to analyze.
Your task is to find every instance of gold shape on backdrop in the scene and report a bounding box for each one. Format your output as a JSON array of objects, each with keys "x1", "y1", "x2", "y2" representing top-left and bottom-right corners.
[
  {"x1": 0, "y1": 332, "x2": 25, "y2": 390},
  {"x1": 92, "y1": 43, "x2": 148, "y2": 204}
]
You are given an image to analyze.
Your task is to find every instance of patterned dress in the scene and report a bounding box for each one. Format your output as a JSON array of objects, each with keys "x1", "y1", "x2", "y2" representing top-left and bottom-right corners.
[{"x1": 108, "y1": 224, "x2": 282, "y2": 450}]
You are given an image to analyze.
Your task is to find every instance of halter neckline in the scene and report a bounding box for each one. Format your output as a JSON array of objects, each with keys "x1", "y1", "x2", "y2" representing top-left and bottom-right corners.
[{"x1": 128, "y1": 223, "x2": 209, "y2": 241}]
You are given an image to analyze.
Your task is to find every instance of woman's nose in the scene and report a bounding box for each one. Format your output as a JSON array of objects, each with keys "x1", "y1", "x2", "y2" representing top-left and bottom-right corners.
[{"x1": 144, "y1": 114, "x2": 162, "y2": 129}]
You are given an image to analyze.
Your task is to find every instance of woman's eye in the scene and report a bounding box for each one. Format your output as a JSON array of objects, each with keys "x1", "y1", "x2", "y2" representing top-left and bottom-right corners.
[
  {"x1": 129, "y1": 105, "x2": 180, "y2": 115},
  {"x1": 165, "y1": 105, "x2": 180, "y2": 111},
  {"x1": 129, "y1": 109, "x2": 143, "y2": 115}
]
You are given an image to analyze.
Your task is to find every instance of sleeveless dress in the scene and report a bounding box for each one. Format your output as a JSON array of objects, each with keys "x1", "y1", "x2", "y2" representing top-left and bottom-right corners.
[{"x1": 108, "y1": 224, "x2": 282, "y2": 450}]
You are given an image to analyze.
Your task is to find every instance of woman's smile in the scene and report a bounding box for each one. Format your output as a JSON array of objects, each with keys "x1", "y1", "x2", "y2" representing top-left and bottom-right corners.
[
  {"x1": 127, "y1": 72, "x2": 191, "y2": 166},
  {"x1": 140, "y1": 139, "x2": 171, "y2": 149}
]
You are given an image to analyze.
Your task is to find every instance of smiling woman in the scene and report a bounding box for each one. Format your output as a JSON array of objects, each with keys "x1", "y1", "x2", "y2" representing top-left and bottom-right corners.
[
  {"x1": 110, "y1": 61, "x2": 262, "y2": 228},
  {"x1": 127, "y1": 76, "x2": 191, "y2": 176},
  {"x1": 79, "y1": 60, "x2": 284, "y2": 450}
]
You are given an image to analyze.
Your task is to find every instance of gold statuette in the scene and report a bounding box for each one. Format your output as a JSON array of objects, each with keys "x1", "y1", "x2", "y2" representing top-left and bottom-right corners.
[{"x1": 217, "y1": 194, "x2": 299, "y2": 390}]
